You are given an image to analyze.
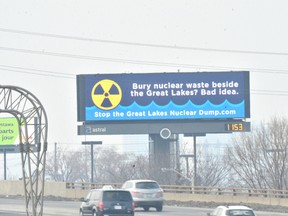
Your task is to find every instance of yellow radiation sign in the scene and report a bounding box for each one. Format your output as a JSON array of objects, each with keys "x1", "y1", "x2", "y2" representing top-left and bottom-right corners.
[{"x1": 91, "y1": 79, "x2": 122, "y2": 110}]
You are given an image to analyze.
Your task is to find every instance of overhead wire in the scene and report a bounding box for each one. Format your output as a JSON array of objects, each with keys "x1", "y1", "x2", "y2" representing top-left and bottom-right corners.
[
  {"x1": 0, "y1": 64, "x2": 74, "y2": 79},
  {"x1": 251, "y1": 90, "x2": 288, "y2": 96},
  {"x1": 0, "y1": 66, "x2": 287, "y2": 96},
  {"x1": 0, "y1": 63, "x2": 288, "y2": 96},
  {"x1": 1, "y1": 46, "x2": 288, "y2": 75},
  {"x1": 1, "y1": 28, "x2": 288, "y2": 96},
  {"x1": 1, "y1": 27, "x2": 288, "y2": 74},
  {"x1": 1, "y1": 27, "x2": 288, "y2": 56}
]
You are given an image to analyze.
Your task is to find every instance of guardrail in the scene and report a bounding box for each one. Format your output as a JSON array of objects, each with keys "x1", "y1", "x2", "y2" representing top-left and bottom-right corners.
[
  {"x1": 66, "y1": 182, "x2": 288, "y2": 199},
  {"x1": 66, "y1": 182, "x2": 122, "y2": 190},
  {"x1": 1, "y1": 180, "x2": 288, "y2": 207},
  {"x1": 162, "y1": 185, "x2": 288, "y2": 199}
]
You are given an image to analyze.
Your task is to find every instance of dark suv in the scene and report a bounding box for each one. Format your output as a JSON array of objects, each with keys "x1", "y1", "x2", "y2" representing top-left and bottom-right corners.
[{"x1": 79, "y1": 188, "x2": 134, "y2": 216}]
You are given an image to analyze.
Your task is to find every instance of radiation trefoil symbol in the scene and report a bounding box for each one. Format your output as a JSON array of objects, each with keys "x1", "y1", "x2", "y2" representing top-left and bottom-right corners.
[{"x1": 91, "y1": 79, "x2": 122, "y2": 110}]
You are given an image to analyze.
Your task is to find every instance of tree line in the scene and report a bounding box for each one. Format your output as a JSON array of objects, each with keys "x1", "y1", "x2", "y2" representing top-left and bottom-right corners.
[{"x1": 45, "y1": 116, "x2": 288, "y2": 190}]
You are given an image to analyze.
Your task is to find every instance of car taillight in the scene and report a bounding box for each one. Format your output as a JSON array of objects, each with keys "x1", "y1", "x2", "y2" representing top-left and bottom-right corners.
[
  {"x1": 131, "y1": 191, "x2": 141, "y2": 197},
  {"x1": 131, "y1": 201, "x2": 135, "y2": 211},
  {"x1": 98, "y1": 201, "x2": 104, "y2": 211}
]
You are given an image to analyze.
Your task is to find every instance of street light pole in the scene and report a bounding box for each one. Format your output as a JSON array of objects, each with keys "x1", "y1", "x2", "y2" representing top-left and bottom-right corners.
[
  {"x1": 161, "y1": 168, "x2": 193, "y2": 186},
  {"x1": 179, "y1": 154, "x2": 194, "y2": 187},
  {"x1": 183, "y1": 134, "x2": 205, "y2": 187}
]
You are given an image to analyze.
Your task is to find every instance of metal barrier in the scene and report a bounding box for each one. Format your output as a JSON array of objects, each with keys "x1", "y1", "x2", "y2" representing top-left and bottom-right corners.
[
  {"x1": 66, "y1": 182, "x2": 288, "y2": 199},
  {"x1": 1, "y1": 180, "x2": 288, "y2": 207},
  {"x1": 66, "y1": 182, "x2": 122, "y2": 190}
]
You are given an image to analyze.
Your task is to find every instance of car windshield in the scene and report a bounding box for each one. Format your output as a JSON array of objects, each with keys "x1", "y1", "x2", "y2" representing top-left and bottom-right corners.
[
  {"x1": 135, "y1": 182, "x2": 159, "y2": 189},
  {"x1": 227, "y1": 210, "x2": 255, "y2": 216},
  {"x1": 103, "y1": 191, "x2": 132, "y2": 202}
]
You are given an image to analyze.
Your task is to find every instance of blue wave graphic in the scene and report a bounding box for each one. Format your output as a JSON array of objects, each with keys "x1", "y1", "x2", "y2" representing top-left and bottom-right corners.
[{"x1": 86, "y1": 100, "x2": 245, "y2": 121}]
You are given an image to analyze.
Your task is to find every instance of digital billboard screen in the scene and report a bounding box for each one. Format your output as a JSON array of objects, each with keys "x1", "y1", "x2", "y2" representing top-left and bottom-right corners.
[{"x1": 77, "y1": 71, "x2": 250, "y2": 122}]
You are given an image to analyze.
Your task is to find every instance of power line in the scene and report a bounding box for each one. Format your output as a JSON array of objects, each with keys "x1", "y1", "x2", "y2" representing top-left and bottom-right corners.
[
  {"x1": 1, "y1": 27, "x2": 288, "y2": 56},
  {"x1": 251, "y1": 89, "x2": 288, "y2": 96},
  {"x1": 0, "y1": 46, "x2": 191, "y2": 67},
  {"x1": 1, "y1": 64, "x2": 288, "y2": 96},
  {"x1": 2, "y1": 46, "x2": 288, "y2": 75},
  {"x1": 1, "y1": 62, "x2": 288, "y2": 80},
  {"x1": 0, "y1": 64, "x2": 74, "y2": 79}
]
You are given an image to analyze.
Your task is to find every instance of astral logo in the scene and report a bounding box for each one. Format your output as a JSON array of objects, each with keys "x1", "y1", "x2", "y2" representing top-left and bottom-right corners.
[{"x1": 91, "y1": 79, "x2": 122, "y2": 110}]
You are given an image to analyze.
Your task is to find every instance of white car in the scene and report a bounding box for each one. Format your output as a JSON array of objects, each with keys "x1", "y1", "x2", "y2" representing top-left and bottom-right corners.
[
  {"x1": 207, "y1": 205, "x2": 256, "y2": 216},
  {"x1": 122, "y1": 179, "x2": 164, "y2": 212}
]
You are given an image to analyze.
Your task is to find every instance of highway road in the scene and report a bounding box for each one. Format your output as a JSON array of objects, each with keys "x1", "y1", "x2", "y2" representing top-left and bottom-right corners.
[{"x1": 0, "y1": 197, "x2": 287, "y2": 216}]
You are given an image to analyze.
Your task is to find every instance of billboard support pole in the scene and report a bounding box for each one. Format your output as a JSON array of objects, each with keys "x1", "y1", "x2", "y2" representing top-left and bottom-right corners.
[
  {"x1": 4, "y1": 148, "x2": 6, "y2": 180},
  {"x1": 81, "y1": 141, "x2": 103, "y2": 183}
]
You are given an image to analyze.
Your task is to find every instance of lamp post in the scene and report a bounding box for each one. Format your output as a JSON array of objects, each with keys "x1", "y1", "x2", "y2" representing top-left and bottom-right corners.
[
  {"x1": 179, "y1": 154, "x2": 194, "y2": 184},
  {"x1": 182, "y1": 134, "x2": 204, "y2": 187},
  {"x1": 161, "y1": 168, "x2": 193, "y2": 188}
]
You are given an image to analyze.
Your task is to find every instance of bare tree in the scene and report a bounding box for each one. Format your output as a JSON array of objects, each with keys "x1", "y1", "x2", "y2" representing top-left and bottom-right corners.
[
  {"x1": 95, "y1": 148, "x2": 133, "y2": 183},
  {"x1": 46, "y1": 146, "x2": 86, "y2": 182},
  {"x1": 226, "y1": 116, "x2": 288, "y2": 190},
  {"x1": 159, "y1": 139, "x2": 230, "y2": 187},
  {"x1": 197, "y1": 150, "x2": 230, "y2": 187},
  {"x1": 95, "y1": 148, "x2": 150, "y2": 183},
  {"x1": 46, "y1": 145, "x2": 151, "y2": 183},
  {"x1": 130, "y1": 154, "x2": 150, "y2": 179}
]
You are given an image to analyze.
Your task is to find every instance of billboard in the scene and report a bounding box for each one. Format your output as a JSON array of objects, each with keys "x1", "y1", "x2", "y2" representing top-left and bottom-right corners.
[
  {"x1": 77, "y1": 71, "x2": 250, "y2": 122},
  {"x1": 0, "y1": 118, "x2": 19, "y2": 145}
]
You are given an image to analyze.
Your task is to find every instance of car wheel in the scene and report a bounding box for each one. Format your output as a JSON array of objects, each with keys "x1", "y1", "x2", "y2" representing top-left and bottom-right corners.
[
  {"x1": 143, "y1": 206, "x2": 149, "y2": 212},
  {"x1": 156, "y1": 205, "x2": 163, "y2": 212}
]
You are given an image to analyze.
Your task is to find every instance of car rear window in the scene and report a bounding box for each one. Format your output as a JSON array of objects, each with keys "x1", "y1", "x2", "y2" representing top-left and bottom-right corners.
[
  {"x1": 103, "y1": 191, "x2": 132, "y2": 202},
  {"x1": 227, "y1": 210, "x2": 255, "y2": 216},
  {"x1": 135, "y1": 182, "x2": 159, "y2": 189}
]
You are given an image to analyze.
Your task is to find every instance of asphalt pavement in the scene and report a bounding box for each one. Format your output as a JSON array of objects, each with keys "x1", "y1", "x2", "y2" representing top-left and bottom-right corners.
[{"x1": 0, "y1": 212, "x2": 25, "y2": 216}]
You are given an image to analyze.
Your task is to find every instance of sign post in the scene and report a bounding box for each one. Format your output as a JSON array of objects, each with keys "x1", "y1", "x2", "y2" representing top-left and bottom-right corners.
[
  {"x1": 77, "y1": 71, "x2": 251, "y2": 186},
  {"x1": 82, "y1": 141, "x2": 102, "y2": 182}
]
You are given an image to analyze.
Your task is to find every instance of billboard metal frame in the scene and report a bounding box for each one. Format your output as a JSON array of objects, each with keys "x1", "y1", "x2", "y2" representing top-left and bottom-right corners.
[
  {"x1": 77, "y1": 71, "x2": 250, "y2": 124},
  {"x1": 78, "y1": 119, "x2": 250, "y2": 136},
  {"x1": 77, "y1": 72, "x2": 251, "y2": 187},
  {"x1": 77, "y1": 71, "x2": 251, "y2": 136},
  {"x1": 0, "y1": 85, "x2": 48, "y2": 216}
]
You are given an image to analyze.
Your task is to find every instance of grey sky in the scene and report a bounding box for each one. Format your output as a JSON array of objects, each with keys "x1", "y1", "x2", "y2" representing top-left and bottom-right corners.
[{"x1": 1, "y1": 0, "x2": 288, "y2": 149}]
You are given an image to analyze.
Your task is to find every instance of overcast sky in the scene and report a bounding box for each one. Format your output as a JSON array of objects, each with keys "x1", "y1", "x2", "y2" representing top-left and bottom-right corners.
[{"x1": 1, "y1": 1, "x2": 288, "y2": 152}]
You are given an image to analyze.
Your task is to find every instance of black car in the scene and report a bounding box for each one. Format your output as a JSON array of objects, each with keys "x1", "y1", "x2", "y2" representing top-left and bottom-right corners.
[{"x1": 79, "y1": 188, "x2": 134, "y2": 216}]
